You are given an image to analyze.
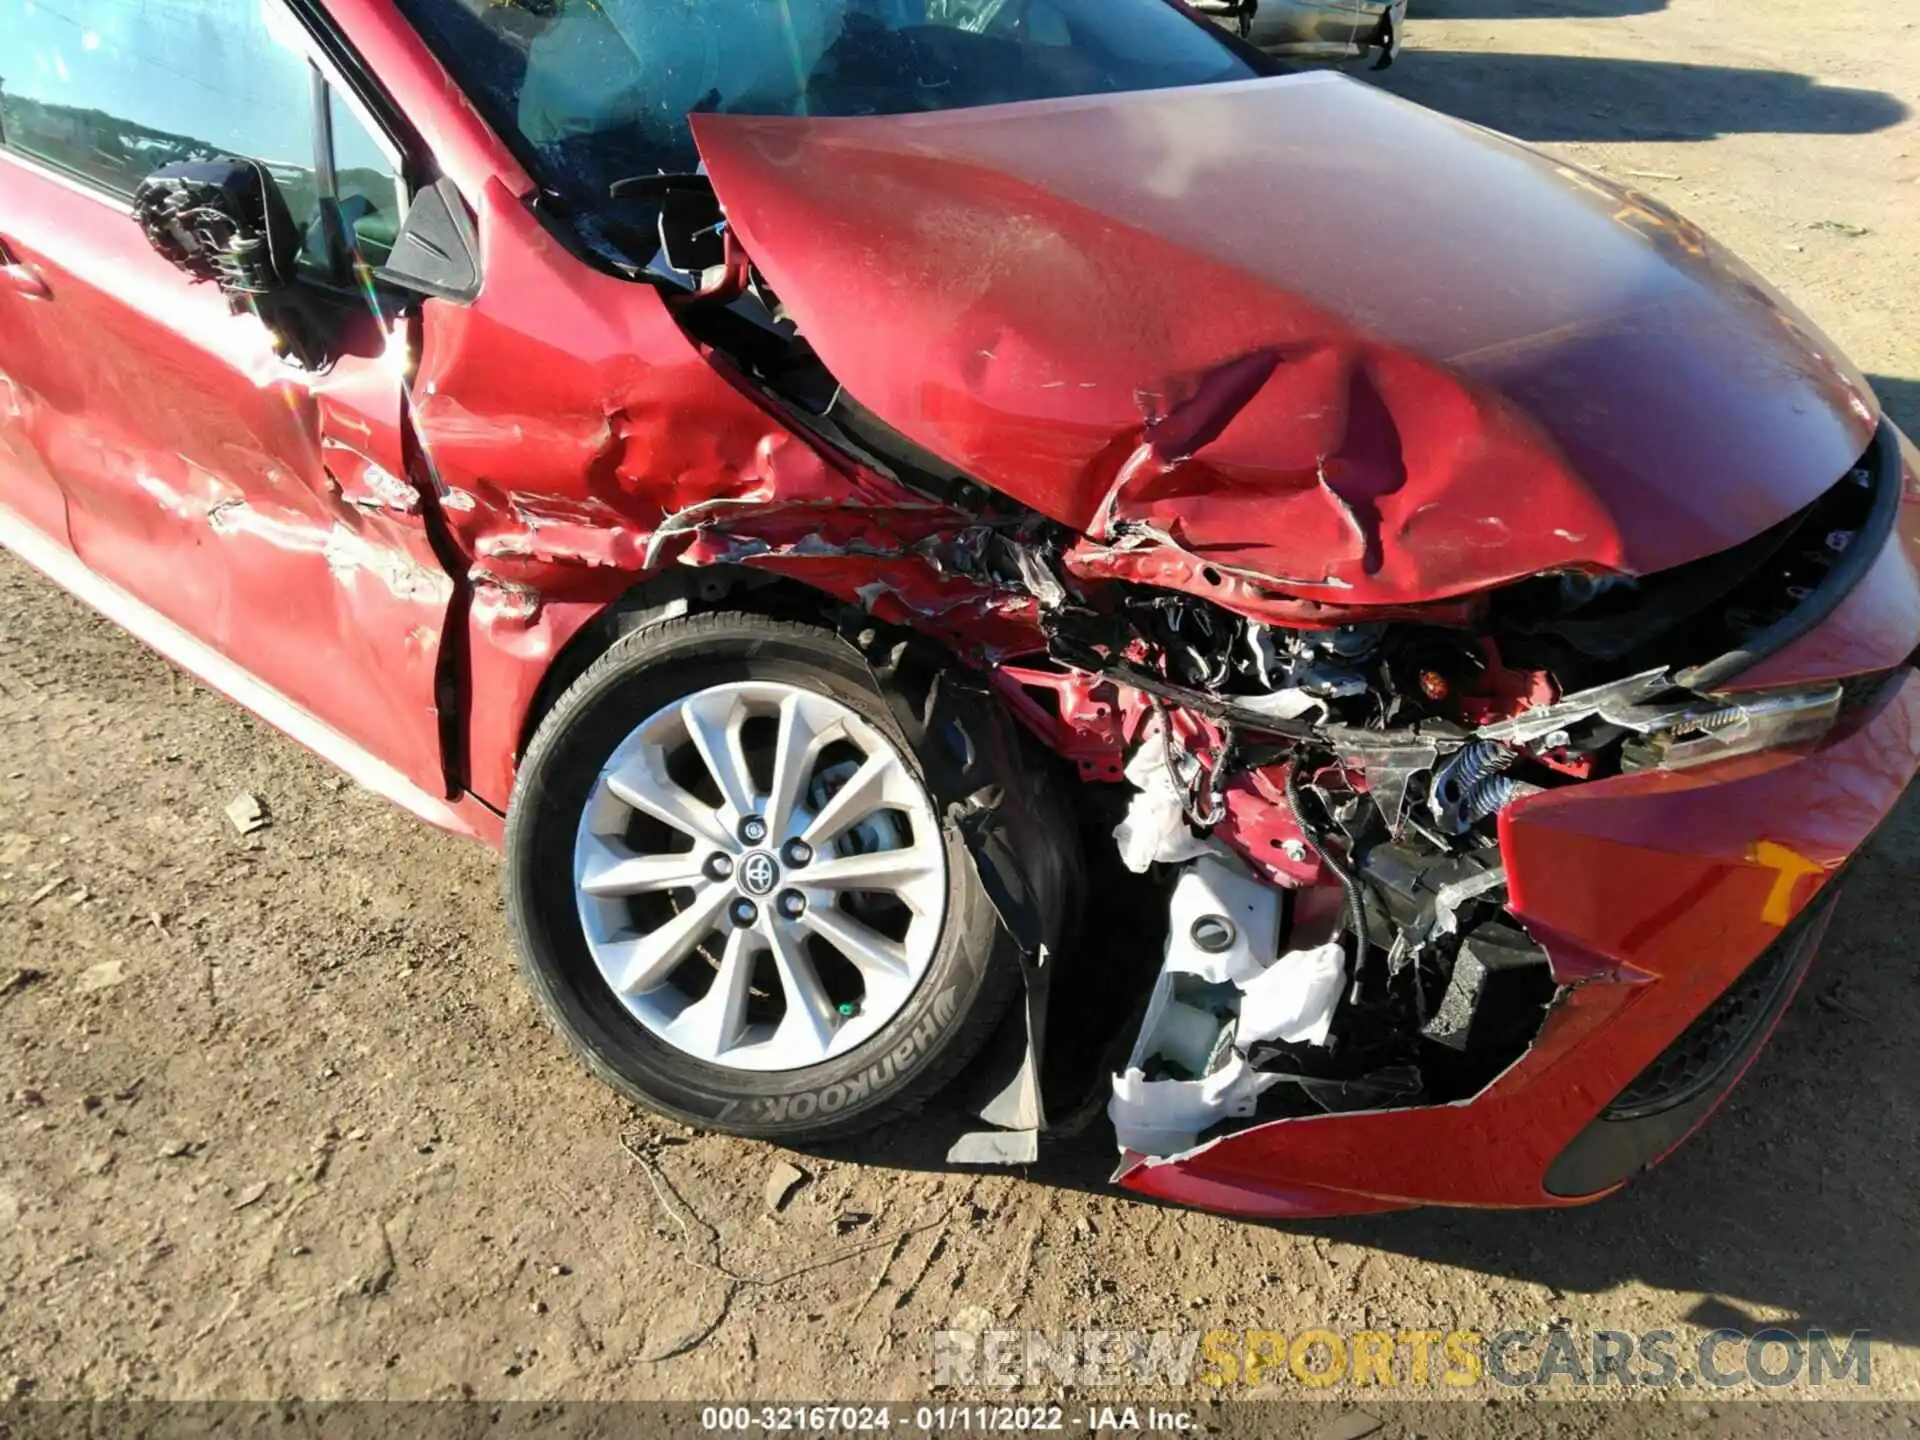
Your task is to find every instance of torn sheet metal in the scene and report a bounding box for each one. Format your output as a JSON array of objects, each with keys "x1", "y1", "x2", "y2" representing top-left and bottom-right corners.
[
  {"x1": 1473, "y1": 667, "x2": 1673, "y2": 745},
  {"x1": 1332, "y1": 738, "x2": 1441, "y2": 839},
  {"x1": 411, "y1": 180, "x2": 1055, "y2": 810}
]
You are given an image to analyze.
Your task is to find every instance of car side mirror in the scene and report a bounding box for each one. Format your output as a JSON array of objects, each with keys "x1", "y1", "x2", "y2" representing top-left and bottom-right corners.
[{"x1": 132, "y1": 157, "x2": 299, "y2": 299}]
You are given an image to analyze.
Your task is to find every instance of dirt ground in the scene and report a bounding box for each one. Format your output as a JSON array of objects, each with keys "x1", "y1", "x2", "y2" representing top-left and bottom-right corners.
[{"x1": 4, "y1": 0, "x2": 1920, "y2": 1414}]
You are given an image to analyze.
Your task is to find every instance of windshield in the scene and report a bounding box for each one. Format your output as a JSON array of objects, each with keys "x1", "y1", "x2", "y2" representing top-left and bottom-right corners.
[{"x1": 393, "y1": 0, "x2": 1259, "y2": 214}]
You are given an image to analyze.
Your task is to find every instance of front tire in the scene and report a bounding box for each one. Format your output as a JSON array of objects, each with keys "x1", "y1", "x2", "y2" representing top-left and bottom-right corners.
[{"x1": 505, "y1": 612, "x2": 1023, "y2": 1142}]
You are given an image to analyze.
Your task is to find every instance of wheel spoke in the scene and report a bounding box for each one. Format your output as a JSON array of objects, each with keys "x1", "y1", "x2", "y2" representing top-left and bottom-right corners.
[
  {"x1": 803, "y1": 905, "x2": 911, "y2": 981},
  {"x1": 766, "y1": 921, "x2": 839, "y2": 1054},
  {"x1": 607, "y1": 886, "x2": 730, "y2": 995},
  {"x1": 681, "y1": 690, "x2": 756, "y2": 823},
  {"x1": 666, "y1": 927, "x2": 756, "y2": 1059},
  {"x1": 765, "y1": 692, "x2": 827, "y2": 841},
  {"x1": 801, "y1": 751, "x2": 895, "y2": 849},
  {"x1": 799, "y1": 845, "x2": 940, "y2": 894},
  {"x1": 578, "y1": 838, "x2": 710, "y2": 897},
  {"x1": 605, "y1": 762, "x2": 729, "y2": 849}
]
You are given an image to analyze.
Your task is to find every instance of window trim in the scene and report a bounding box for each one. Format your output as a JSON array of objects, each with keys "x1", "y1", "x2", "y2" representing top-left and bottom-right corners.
[{"x1": 314, "y1": 63, "x2": 411, "y2": 285}]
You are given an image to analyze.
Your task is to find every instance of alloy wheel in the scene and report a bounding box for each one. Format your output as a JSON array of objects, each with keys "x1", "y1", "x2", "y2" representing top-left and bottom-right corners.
[{"x1": 572, "y1": 680, "x2": 948, "y2": 1072}]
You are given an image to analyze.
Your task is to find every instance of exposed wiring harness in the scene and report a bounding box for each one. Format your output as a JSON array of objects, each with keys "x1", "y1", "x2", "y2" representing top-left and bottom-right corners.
[
  {"x1": 1284, "y1": 753, "x2": 1370, "y2": 958},
  {"x1": 1146, "y1": 695, "x2": 1235, "y2": 828}
]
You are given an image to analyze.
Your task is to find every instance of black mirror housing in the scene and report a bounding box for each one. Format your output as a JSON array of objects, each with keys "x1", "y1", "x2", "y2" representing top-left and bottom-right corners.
[{"x1": 132, "y1": 158, "x2": 300, "y2": 299}]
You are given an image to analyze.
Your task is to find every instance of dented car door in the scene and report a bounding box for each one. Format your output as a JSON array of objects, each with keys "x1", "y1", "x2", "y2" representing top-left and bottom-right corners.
[
  {"x1": 0, "y1": 0, "x2": 455, "y2": 799},
  {"x1": 0, "y1": 219, "x2": 72, "y2": 552}
]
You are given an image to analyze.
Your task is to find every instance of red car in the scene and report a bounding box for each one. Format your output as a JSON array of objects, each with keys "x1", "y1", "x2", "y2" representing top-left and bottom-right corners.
[{"x1": 1, "y1": 0, "x2": 1915, "y2": 1219}]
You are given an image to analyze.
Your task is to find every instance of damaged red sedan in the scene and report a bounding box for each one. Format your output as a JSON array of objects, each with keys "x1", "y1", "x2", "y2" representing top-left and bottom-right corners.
[{"x1": 2, "y1": 0, "x2": 1917, "y2": 1219}]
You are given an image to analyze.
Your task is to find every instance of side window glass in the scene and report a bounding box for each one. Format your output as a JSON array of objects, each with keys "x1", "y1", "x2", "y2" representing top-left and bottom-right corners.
[
  {"x1": 0, "y1": 0, "x2": 319, "y2": 204},
  {"x1": 328, "y1": 88, "x2": 404, "y2": 273}
]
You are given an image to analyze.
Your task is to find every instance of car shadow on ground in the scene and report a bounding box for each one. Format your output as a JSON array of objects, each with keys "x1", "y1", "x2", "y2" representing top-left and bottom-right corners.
[
  {"x1": 1870, "y1": 374, "x2": 1920, "y2": 437},
  {"x1": 1370, "y1": 52, "x2": 1909, "y2": 142},
  {"x1": 826, "y1": 778, "x2": 1920, "y2": 1344},
  {"x1": 1417, "y1": 0, "x2": 1669, "y2": 18}
]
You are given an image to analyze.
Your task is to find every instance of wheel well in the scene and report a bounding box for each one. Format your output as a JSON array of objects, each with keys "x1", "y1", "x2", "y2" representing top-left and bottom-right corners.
[{"x1": 515, "y1": 566, "x2": 866, "y2": 765}]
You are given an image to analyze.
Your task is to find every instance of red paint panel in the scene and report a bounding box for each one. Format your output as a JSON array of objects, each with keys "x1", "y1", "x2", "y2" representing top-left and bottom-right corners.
[
  {"x1": 414, "y1": 182, "x2": 1046, "y2": 813},
  {"x1": 0, "y1": 210, "x2": 73, "y2": 549},
  {"x1": 693, "y1": 75, "x2": 1874, "y2": 607},
  {"x1": 0, "y1": 155, "x2": 452, "y2": 798}
]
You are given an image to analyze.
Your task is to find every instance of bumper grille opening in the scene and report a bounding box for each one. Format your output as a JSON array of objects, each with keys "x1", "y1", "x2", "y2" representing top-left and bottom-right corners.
[
  {"x1": 1605, "y1": 892, "x2": 1831, "y2": 1121},
  {"x1": 1545, "y1": 890, "x2": 1836, "y2": 1197}
]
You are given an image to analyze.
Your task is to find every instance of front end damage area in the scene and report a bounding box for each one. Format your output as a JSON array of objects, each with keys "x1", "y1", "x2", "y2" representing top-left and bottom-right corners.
[
  {"x1": 619, "y1": 86, "x2": 1914, "y2": 1205},
  {"x1": 420, "y1": 73, "x2": 1919, "y2": 1208},
  {"x1": 1014, "y1": 427, "x2": 1898, "y2": 1190}
]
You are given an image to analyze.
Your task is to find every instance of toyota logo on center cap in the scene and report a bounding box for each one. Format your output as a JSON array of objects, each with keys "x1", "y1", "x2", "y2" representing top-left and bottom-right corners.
[{"x1": 739, "y1": 851, "x2": 779, "y2": 897}]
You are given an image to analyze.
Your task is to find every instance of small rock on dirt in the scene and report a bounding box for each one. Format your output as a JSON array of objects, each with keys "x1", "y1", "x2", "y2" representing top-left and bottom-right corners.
[
  {"x1": 764, "y1": 1160, "x2": 809, "y2": 1213},
  {"x1": 230, "y1": 1181, "x2": 270, "y2": 1211},
  {"x1": 74, "y1": 960, "x2": 127, "y2": 995},
  {"x1": 1312, "y1": 1412, "x2": 1383, "y2": 1440},
  {"x1": 834, "y1": 1211, "x2": 874, "y2": 1235},
  {"x1": 225, "y1": 793, "x2": 271, "y2": 835}
]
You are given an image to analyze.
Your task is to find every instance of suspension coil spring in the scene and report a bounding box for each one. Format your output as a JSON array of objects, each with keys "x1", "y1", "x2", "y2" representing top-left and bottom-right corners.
[
  {"x1": 1454, "y1": 773, "x2": 1527, "y2": 827},
  {"x1": 1430, "y1": 740, "x2": 1515, "y2": 831}
]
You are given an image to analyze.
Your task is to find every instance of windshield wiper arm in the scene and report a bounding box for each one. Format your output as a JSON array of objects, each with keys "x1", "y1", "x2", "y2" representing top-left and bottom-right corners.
[{"x1": 608, "y1": 171, "x2": 714, "y2": 202}]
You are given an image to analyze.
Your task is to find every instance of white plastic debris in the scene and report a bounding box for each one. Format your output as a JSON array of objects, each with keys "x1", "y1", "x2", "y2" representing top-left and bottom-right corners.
[
  {"x1": 224, "y1": 792, "x2": 270, "y2": 835},
  {"x1": 1109, "y1": 857, "x2": 1348, "y2": 1158},
  {"x1": 1109, "y1": 1051, "x2": 1277, "y2": 1157},
  {"x1": 1231, "y1": 687, "x2": 1327, "y2": 723},
  {"x1": 1164, "y1": 855, "x2": 1283, "y2": 985},
  {"x1": 1112, "y1": 723, "x2": 1214, "y2": 873},
  {"x1": 1236, "y1": 941, "x2": 1347, "y2": 1049}
]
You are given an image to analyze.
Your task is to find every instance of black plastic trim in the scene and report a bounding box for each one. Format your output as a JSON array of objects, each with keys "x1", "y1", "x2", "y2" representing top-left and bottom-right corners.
[
  {"x1": 284, "y1": 0, "x2": 427, "y2": 184},
  {"x1": 1542, "y1": 889, "x2": 1835, "y2": 1199},
  {"x1": 375, "y1": 178, "x2": 482, "y2": 304},
  {"x1": 1680, "y1": 421, "x2": 1903, "y2": 691}
]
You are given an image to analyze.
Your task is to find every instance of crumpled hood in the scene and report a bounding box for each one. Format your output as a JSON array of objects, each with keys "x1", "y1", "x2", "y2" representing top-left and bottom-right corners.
[{"x1": 691, "y1": 73, "x2": 1878, "y2": 605}]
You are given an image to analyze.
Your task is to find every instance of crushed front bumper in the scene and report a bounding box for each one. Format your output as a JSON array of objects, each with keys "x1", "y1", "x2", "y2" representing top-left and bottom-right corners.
[
  {"x1": 1118, "y1": 426, "x2": 1920, "y2": 1216},
  {"x1": 1120, "y1": 665, "x2": 1920, "y2": 1216}
]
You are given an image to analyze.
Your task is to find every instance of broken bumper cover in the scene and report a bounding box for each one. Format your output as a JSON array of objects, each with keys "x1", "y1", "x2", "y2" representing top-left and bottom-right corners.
[{"x1": 1118, "y1": 664, "x2": 1920, "y2": 1218}]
